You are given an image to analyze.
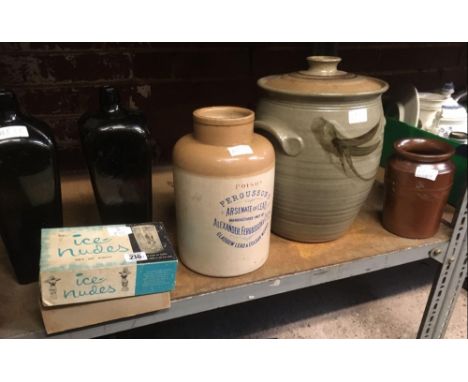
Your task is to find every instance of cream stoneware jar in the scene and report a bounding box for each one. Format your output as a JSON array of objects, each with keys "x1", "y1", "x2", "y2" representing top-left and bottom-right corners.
[
  {"x1": 173, "y1": 106, "x2": 275, "y2": 277},
  {"x1": 255, "y1": 56, "x2": 389, "y2": 242}
]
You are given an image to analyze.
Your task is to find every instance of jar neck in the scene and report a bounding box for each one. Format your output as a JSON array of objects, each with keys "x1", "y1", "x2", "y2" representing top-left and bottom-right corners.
[
  {"x1": 192, "y1": 106, "x2": 255, "y2": 146},
  {"x1": 194, "y1": 122, "x2": 253, "y2": 146}
]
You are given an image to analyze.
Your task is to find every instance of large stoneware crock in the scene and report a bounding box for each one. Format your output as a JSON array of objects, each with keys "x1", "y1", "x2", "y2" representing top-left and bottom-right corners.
[{"x1": 255, "y1": 56, "x2": 389, "y2": 242}]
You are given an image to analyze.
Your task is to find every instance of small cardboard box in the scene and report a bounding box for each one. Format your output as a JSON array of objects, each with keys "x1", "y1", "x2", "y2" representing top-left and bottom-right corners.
[
  {"x1": 40, "y1": 292, "x2": 171, "y2": 335},
  {"x1": 40, "y1": 222, "x2": 178, "y2": 307}
]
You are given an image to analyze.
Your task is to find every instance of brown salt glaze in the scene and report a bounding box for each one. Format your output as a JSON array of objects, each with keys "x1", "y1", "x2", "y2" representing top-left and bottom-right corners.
[
  {"x1": 382, "y1": 138, "x2": 455, "y2": 239},
  {"x1": 174, "y1": 106, "x2": 274, "y2": 177},
  {"x1": 173, "y1": 106, "x2": 275, "y2": 277}
]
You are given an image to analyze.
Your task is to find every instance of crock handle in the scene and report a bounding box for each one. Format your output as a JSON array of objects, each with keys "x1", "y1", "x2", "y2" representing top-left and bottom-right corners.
[
  {"x1": 454, "y1": 90, "x2": 467, "y2": 103},
  {"x1": 314, "y1": 117, "x2": 384, "y2": 181},
  {"x1": 254, "y1": 119, "x2": 304, "y2": 157}
]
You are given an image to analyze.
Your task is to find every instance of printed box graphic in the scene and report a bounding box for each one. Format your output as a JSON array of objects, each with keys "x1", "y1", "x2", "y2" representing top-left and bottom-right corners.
[{"x1": 40, "y1": 222, "x2": 178, "y2": 306}]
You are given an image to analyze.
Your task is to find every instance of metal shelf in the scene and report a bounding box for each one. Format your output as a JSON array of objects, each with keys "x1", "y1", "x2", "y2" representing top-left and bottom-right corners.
[{"x1": 0, "y1": 167, "x2": 466, "y2": 339}]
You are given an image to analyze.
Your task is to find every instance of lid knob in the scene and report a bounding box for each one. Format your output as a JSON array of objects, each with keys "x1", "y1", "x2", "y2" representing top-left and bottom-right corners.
[{"x1": 304, "y1": 56, "x2": 344, "y2": 76}]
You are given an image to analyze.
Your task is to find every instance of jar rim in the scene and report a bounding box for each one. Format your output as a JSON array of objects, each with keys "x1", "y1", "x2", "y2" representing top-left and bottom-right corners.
[
  {"x1": 394, "y1": 138, "x2": 455, "y2": 163},
  {"x1": 193, "y1": 106, "x2": 254, "y2": 126}
]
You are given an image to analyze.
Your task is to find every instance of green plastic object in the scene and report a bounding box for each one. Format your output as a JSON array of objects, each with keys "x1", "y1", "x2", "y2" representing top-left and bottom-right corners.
[{"x1": 380, "y1": 118, "x2": 467, "y2": 207}]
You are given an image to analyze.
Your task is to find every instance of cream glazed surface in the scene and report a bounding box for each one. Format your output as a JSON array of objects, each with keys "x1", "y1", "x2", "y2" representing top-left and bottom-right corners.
[{"x1": 173, "y1": 106, "x2": 275, "y2": 277}]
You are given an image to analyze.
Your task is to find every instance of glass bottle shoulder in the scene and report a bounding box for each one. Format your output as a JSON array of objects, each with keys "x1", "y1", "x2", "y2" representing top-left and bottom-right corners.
[
  {"x1": 79, "y1": 109, "x2": 149, "y2": 139},
  {"x1": 0, "y1": 113, "x2": 55, "y2": 148}
]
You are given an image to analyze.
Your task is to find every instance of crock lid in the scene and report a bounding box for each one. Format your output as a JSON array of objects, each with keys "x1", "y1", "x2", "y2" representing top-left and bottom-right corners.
[{"x1": 257, "y1": 56, "x2": 389, "y2": 97}]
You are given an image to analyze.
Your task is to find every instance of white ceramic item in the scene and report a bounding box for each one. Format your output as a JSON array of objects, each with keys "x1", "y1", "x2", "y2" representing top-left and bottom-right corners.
[
  {"x1": 438, "y1": 83, "x2": 467, "y2": 137},
  {"x1": 418, "y1": 92, "x2": 446, "y2": 133},
  {"x1": 384, "y1": 83, "x2": 419, "y2": 127}
]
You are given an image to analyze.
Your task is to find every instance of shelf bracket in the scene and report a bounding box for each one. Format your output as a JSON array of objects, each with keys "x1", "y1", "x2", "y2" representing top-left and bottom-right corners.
[{"x1": 418, "y1": 190, "x2": 468, "y2": 339}]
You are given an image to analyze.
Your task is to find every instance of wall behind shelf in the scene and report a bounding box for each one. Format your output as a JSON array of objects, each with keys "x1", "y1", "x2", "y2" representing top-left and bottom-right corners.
[{"x1": 0, "y1": 42, "x2": 466, "y2": 172}]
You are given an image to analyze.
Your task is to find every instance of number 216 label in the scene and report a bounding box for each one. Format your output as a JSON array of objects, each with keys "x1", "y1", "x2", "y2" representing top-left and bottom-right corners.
[{"x1": 124, "y1": 252, "x2": 147, "y2": 262}]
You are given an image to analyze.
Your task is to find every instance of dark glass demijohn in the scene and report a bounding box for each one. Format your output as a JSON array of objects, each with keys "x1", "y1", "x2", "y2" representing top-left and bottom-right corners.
[
  {"x1": 0, "y1": 89, "x2": 63, "y2": 284},
  {"x1": 79, "y1": 86, "x2": 152, "y2": 224}
]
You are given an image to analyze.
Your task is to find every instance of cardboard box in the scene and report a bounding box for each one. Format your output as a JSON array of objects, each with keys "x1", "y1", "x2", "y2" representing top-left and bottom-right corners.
[
  {"x1": 41, "y1": 292, "x2": 171, "y2": 335},
  {"x1": 40, "y1": 222, "x2": 178, "y2": 307}
]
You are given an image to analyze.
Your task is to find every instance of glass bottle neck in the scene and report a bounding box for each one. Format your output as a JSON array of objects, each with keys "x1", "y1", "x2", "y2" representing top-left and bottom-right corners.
[
  {"x1": 0, "y1": 111, "x2": 18, "y2": 123},
  {"x1": 0, "y1": 96, "x2": 19, "y2": 123},
  {"x1": 100, "y1": 103, "x2": 121, "y2": 113},
  {"x1": 99, "y1": 87, "x2": 121, "y2": 114}
]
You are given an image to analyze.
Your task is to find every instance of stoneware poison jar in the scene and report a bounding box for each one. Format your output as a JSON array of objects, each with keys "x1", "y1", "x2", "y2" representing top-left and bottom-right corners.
[
  {"x1": 255, "y1": 56, "x2": 388, "y2": 242},
  {"x1": 382, "y1": 138, "x2": 455, "y2": 239},
  {"x1": 173, "y1": 106, "x2": 275, "y2": 277}
]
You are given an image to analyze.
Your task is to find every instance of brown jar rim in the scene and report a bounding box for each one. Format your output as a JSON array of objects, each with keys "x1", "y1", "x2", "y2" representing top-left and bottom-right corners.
[
  {"x1": 193, "y1": 106, "x2": 254, "y2": 126},
  {"x1": 394, "y1": 138, "x2": 455, "y2": 163}
]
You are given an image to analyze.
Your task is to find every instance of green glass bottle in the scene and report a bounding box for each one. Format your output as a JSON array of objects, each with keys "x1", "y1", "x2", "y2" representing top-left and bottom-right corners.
[
  {"x1": 0, "y1": 89, "x2": 63, "y2": 284},
  {"x1": 79, "y1": 86, "x2": 152, "y2": 224}
]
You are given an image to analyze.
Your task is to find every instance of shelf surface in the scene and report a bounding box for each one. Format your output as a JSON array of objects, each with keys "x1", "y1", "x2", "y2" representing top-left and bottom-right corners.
[{"x1": 0, "y1": 167, "x2": 453, "y2": 338}]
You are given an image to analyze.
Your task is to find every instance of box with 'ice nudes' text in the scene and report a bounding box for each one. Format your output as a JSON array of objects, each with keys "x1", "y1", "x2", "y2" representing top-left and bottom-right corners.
[{"x1": 39, "y1": 222, "x2": 178, "y2": 307}]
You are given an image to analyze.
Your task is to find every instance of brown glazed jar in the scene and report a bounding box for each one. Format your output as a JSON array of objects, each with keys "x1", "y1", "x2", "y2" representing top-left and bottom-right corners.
[
  {"x1": 173, "y1": 106, "x2": 275, "y2": 277},
  {"x1": 382, "y1": 138, "x2": 455, "y2": 239}
]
